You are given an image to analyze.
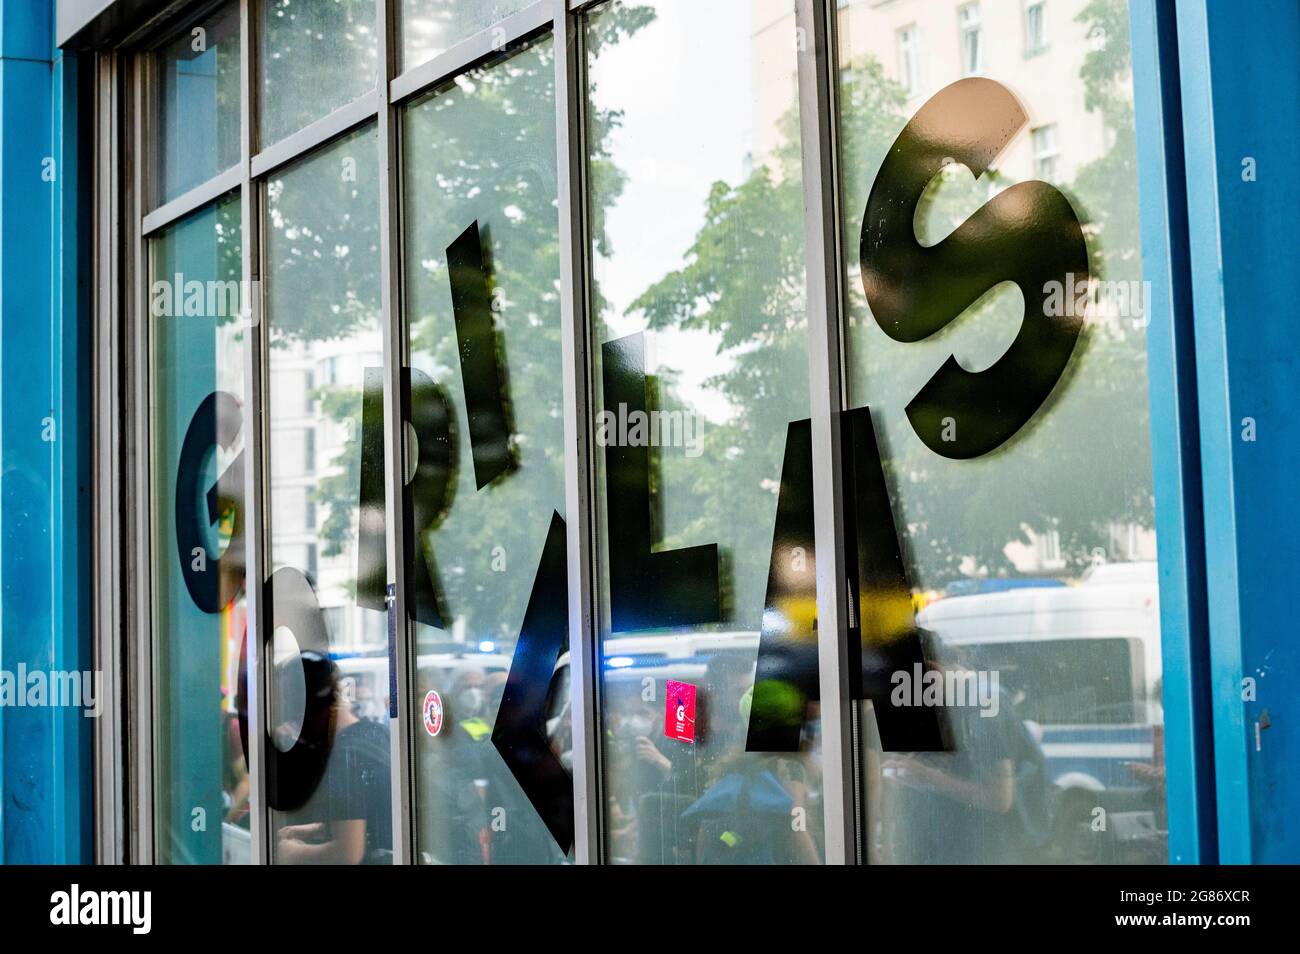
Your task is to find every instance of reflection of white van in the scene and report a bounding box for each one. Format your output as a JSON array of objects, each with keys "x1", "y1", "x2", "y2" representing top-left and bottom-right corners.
[
  {"x1": 601, "y1": 631, "x2": 760, "y2": 676},
  {"x1": 328, "y1": 649, "x2": 515, "y2": 725},
  {"x1": 917, "y1": 562, "x2": 1164, "y2": 861},
  {"x1": 919, "y1": 561, "x2": 1160, "y2": 702},
  {"x1": 222, "y1": 822, "x2": 250, "y2": 865}
]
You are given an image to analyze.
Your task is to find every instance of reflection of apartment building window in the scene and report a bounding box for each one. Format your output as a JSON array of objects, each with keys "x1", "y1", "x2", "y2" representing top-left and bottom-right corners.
[
  {"x1": 1024, "y1": 1, "x2": 1047, "y2": 56},
  {"x1": 304, "y1": 427, "x2": 315, "y2": 472},
  {"x1": 273, "y1": 486, "x2": 309, "y2": 533},
  {"x1": 1110, "y1": 520, "x2": 1143, "y2": 560},
  {"x1": 897, "y1": 25, "x2": 922, "y2": 96},
  {"x1": 958, "y1": 4, "x2": 982, "y2": 76},
  {"x1": 278, "y1": 429, "x2": 309, "y2": 475},
  {"x1": 322, "y1": 605, "x2": 344, "y2": 640},
  {"x1": 273, "y1": 369, "x2": 311, "y2": 417},
  {"x1": 1039, "y1": 528, "x2": 1064, "y2": 569},
  {"x1": 1032, "y1": 123, "x2": 1060, "y2": 179}
]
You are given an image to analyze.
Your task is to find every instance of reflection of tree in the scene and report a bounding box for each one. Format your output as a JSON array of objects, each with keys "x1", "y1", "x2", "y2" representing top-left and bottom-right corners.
[
  {"x1": 636, "y1": 0, "x2": 1151, "y2": 589},
  {"x1": 260, "y1": 0, "x2": 379, "y2": 145},
  {"x1": 263, "y1": 125, "x2": 381, "y2": 592},
  {"x1": 405, "y1": 39, "x2": 566, "y2": 640},
  {"x1": 309, "y1": 8, "x2": 655, "y2": 638},
  {"x1": 260, "y1": 5, "x2": 385, "y2": 579}
]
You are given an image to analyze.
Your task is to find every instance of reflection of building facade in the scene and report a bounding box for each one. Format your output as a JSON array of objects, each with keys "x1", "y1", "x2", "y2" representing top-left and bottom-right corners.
[
  {"x1": 753, "y1": 0, "x2": 1154, "y2": 578},
  {"x1": 753, "y1": 0, "x2": 1113, "y2": 185},
  {"x1": 269, "y1": 338, "x2": 385, "y2": 653}
]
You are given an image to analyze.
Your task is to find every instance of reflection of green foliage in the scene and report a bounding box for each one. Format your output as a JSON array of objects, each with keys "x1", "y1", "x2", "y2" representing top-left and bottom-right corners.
[
  {"x1": 260, "y1": 0, "x2": 379, "y2": 145},
  {"x1": 1072, "y1": 0, "x2": 1139, "y2": 279},
  {"x1": 314, "y1": 383, "x2": 362, "y2": 557},
  {"x1": 636, "y1": 0, "x2": 1151, "y2": 589},
  {"x1": 308, "y1": 8, "x2": 655, "y2": 639},
  {"x1": 404, "y1": 38, "x2": 565, "y2": 642},
  {"x1": 264, "y1": 125, "x2": 382, "y2": 345}
]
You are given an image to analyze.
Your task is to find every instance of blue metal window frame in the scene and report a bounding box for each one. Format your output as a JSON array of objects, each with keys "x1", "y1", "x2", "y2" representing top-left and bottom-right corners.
[
  {"x1": 0, "y1": 0, "x2": 93, "y2": 863},
  {"x1": 1128, "y1": 0, "x2": 1218, "y2": 865},
  {"x1": 1174, "y1": 0, "x2": 1300, "y2": 866},
  {"x1": 1133, "y1": 0, "x2": 1300, "y2": 866}
]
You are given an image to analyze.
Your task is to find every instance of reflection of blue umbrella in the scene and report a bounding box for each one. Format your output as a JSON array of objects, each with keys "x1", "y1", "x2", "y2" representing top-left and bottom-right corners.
[{"x1": 681, "y1": 771, "x2": 793, "y2": 819}]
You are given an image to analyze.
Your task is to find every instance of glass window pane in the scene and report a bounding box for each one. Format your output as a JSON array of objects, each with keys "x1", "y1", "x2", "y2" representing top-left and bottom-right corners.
[
  {"x1": 402, "y1": 35, "x2": 570, "y2": 865},
  {"x1": 399, "y1": 0, "x2": 537, "y2": 72},
  {"x1": 259, "y1": 0, "x2": 379, "y2": 147},
  {"x1": 155, "y1": 3, "x2": 241, "y2": 204},
  {"x1": 264, "y1": 125, "x2": 391, "y2": 864},
  {"x1": 835, "y1": 0, "x2": 1164, "y2": 863},
  {"x1": 585, "y1": 1, "x2": 822, "y2": 865},
  {"x1": 150, "y1": 192, "x2": 249, "y2": 864}
]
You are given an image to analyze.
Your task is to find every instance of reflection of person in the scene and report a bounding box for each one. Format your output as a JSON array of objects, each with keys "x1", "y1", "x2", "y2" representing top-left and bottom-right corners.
[
  {"x1": 879, "y1": 644, "x2": 1047, "y2": 864},
  {"x1": 415, "y1": 663, "x2": 568, "y2": 864},
  {"x1": 420, "y1": 667, "x2": 494, "y2": 863},
  {"x1": 276, "y1": 652, "x2": 392, "y2": 864},
  {"x1": 222, "y1": 707, "x2": 249, "y2": 826},
  {"x1": 684, "y1": 752, "x2": 821, "y2": 865},
  {"x1": 623, "y1": 652, "x2": 823, "y2": 864}
]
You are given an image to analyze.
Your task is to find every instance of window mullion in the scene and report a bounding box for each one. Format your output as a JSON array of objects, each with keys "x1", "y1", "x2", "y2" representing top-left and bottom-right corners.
[
  {"x1": 375, "y1": 0, "x2": 416, "y2": 867},
  {"x1": 795, "y1": 0, "x2": 859, "y2": 866},
  {"x1": 239, "y1": 0, "x2": 271, "y2": 868},
  {"x1": 554, "y1": 0, "x2": 602, "y2": 866}
]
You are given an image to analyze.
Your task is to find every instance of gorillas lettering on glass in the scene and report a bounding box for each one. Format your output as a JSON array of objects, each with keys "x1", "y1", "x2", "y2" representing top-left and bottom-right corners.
[
  {"x1": 354, "y1": 220, "x2": 575, "y2": 853},
  {"x1": 175, "y1": 390, "x2": 245, "y2": 613},
  {"x1": 174, "y1": 392, "x2": 333, "y2": 811},
  {"x1": 182, "y1": 76, "x2": 1090, "y2": 817}
]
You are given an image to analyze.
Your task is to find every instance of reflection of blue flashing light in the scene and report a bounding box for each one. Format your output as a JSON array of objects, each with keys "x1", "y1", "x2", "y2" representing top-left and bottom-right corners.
[
  {"x1": 606, "y1": 656, "x2": 635, "y2": 669},
  {"x1": 478, "y1": 640, "x2": 496, "y2": 654}
]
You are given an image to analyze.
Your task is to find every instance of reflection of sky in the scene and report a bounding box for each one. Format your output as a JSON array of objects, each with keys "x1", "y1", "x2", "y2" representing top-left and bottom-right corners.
[{"x1": 593, "y1": 0, "x2": 756, "y2": 423}]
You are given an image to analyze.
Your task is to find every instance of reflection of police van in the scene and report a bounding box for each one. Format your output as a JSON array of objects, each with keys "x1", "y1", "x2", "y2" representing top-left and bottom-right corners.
[
  {"x1": 600, "y1": 631, "x2": 760, "y2": 682},
  {"x1": 329, "y1": 644, "x2": 515, "y2": 725},
  {"x1": 917, "y1": 561, "x2": 1164, "y2": 862}
]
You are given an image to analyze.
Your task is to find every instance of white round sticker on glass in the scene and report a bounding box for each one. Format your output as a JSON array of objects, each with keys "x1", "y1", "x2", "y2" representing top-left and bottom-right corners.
[{"x1": 421, "y1": 689, "x2": 444, "y2": 737}]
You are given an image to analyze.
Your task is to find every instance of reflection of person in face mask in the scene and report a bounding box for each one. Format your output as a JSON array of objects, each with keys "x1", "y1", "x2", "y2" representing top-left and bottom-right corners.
[{"x1": 275, "y1": 652, "x2": 392, "y2": 864}]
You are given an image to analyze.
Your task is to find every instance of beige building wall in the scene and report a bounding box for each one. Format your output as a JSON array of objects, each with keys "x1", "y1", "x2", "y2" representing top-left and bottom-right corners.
[{"x1": 751, "y1": 0, "x2": 1122, "y2": 185}]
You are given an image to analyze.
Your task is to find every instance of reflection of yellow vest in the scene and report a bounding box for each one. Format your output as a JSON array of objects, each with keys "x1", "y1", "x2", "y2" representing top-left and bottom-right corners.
[{"x1": 460, "y1": 717, "x2": 491, "y2": 742}]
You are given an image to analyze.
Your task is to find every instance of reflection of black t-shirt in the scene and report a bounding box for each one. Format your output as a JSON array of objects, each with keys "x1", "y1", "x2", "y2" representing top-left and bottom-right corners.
[
  {"x1": 902, "y1": 689, "x2": 1040, "y2": 864},
  {"x1": 317, "y1": 719, "x2": 392, "y2": 862}
]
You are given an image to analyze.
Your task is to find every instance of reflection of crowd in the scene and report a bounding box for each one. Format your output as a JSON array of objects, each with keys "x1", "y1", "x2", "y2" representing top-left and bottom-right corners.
[
  {"x1": 227, "y1": 637, "x2": 1166, "y2": 865},
  {"x1": 416, "y1": 664, "x2": 570, "y2": 864},
  {"x1": 862, "y1": 640, "x2": 1050, "y2": 865},
  {"x1": 605, "y1": 653, "x2": 823, "y2": 864},
  {"x1": 863, "y1": 638, "x2": 1166, "y2": 864},
  {"x1": 273, "y1": 652, "x2": 394, "y2": 864},
  {"x1": 222, "y1": 704, "x2": 249, "y2": 829}
]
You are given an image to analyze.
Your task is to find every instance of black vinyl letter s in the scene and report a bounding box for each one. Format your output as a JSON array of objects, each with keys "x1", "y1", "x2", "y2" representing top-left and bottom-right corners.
[{"x1": 861, "y1": 77, "x2": 1089, "y2": 459}]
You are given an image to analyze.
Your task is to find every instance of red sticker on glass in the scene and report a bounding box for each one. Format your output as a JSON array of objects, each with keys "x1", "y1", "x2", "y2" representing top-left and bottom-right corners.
[
  {"x1": 664, "y1": 680, "x2": 697, "y2": 744},
  {"x1": 422, "y1": 689, "x2": 444, "y2": 737}
]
